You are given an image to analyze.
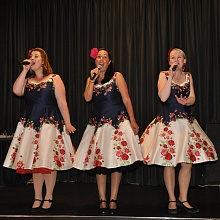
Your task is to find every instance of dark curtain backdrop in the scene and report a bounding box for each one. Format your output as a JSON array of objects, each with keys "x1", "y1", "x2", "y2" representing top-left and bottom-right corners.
[{"x1": 0, "y1": 0, "x2": 219, "y2": 186}]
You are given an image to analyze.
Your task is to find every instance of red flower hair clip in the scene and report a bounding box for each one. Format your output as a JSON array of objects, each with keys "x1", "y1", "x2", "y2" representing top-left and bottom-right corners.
[
  {"x1": 90, "y1": 48, "x2": 98, "y2": 59},
  {"x1": 28, "y1": 49, "x2": 32, "y2": 58}
]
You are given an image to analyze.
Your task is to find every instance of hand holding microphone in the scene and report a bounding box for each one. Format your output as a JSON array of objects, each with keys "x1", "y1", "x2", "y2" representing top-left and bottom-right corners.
[
  {"x1": 172, "y1": 65, "x2": 178, "y2": 71},
  {"x1": 19, "y1": 61, "x2": 31, "y2": 66},
  {"x1": 90, "y1": 65, "x2": 102, "y2": 80},
  {"x1": 18, "y1": 60, "x2": 35, "y2": 71}
]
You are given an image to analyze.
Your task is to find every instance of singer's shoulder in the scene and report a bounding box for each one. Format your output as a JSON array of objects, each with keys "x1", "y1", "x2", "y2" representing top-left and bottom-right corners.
[
  {"x1": 159, "y1": 71, "x2": 169, "y2": 77},
  {"x1": 114, "y1": 71, "x2": 123, "y2": 78},
  {"x1": 183, "y1": 72, "x2": 192, "y2": 77},
  {"x1": 50, "y1": 73, "x2": 58, "y2": 77},
  {"x1": 50, "y1": 73, "x2": 62, "y2": 79},
  {"x1": 50, "y1": 74, "x2": 64, "y2": 82}
]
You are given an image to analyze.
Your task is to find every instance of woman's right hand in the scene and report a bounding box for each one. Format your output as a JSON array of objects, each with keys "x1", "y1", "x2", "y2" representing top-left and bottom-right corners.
[
  {"x1": 90, "y1": 66, "x2": 101, "y2": 81},
  {"x1": 169, "y1": 64, "x2": 178, "y2": 78},
  {"x1": 22, "y1": 59, "x2": 32, "y2": 71}
]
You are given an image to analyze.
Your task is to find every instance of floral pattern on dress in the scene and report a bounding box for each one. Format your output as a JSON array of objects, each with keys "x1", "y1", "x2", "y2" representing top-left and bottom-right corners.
[
  {"x1": 83, "y1": 135, "x2": 95, "y2": 167},
  {"x1": 26, "y1": 75, "x2": 56, "y2": 92},
  {"x1": 93, "y1": 75, "x2": 116, "y2": 96},
  {"x1": 159, "y1": 125, "x2": 176, "y2": 166},
  {"x1": 139, "y1": 123, "x2": 153, "y2": 145},
  {"x1": 169, "y1": 110, "x2": 194, "y2": 123},
  {"x1": 89, "y1": 112, "x2": 128, "y2": 130},
  {"x1": 32, "y1": 132, "x2": 40, "y2": 167},
  {"x1": 53, "y1": 133, "x2": 72, "y2": 169},
  {"x1": 165, "y1": 71, "x2": 191, "y2": 96},
  {"x1": 83, "y1": 133, "x2": 104, "y2": 168},
  {"x1": 112, "y1": 129, "x2": 132, "y2": 166},
  {"x1": 187, "y1": 128, "x2": 216, "y2": 162},
  {"x1": 40, "y1": 116, "x2": 63, "y2": 131},
  {"x1": 20, "y1": 117, "x2": 34, "y2": 129},
  {"x1": 8, "y1": 133, "x2": 23, "y2": 168},
  {"x1": 93, "y1": 147, "x2": 104, "y2": 167}
]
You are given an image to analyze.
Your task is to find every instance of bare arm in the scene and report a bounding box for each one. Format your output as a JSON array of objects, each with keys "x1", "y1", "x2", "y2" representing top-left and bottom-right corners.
[
  {"x1": 83, "y1": 77, "x2": 95, "y2": 102},
  {"x1": 157, "y1": 71, "x2": 173, "y2": 102},
  {"x1": 13, "y1": 66, "x2": 30, "y2": 96},
  {"x1": 54, "y1": 75, "x2": 76, "y2": 134},
  {"x1": 116, "y1": 72, "x2": 139, "y2": 135},
  {"x1": 84, "y1": 67, "x2": 100, "y2": 101}
]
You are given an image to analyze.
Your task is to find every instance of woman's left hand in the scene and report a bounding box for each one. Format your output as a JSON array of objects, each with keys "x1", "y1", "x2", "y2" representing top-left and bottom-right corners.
[
  {"x1": 130, "y1": 120, "x2": 139, "y2": 135},
  {"x1": 65, "y1": 124, "x2": 76, "y2": 134},
  {"x1": 175, "y1": 94, "x2": 187, "y2": 105}
]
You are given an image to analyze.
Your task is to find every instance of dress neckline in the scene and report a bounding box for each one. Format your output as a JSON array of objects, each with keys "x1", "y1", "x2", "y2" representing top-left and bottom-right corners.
[
  {"x1": 27, "y1": 74, "x2": 55, "y2": 85},
  {"x1": 172, "y1": 73, "x2": 188, "y2": 86}
]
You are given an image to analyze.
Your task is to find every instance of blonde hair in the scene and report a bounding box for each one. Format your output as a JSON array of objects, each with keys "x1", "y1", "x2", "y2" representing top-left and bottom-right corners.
[
  {"x1": 167, "y1": 48, "x2": 187, "y2": 70},
  {"x1": 168, "y1": 48, "x2": 187, "y2": 60}
]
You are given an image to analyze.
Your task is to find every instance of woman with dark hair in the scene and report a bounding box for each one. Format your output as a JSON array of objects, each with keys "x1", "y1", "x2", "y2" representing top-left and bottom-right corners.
[
  {"x1": 140, "y1": 48, "x2": 218, "y2": 214},
  {"x1": 3, "y1": 48, "x2": 76, "y2": 214},
  {"x1": 73, "y1": 48, "x2": 142, "y2": 215}
]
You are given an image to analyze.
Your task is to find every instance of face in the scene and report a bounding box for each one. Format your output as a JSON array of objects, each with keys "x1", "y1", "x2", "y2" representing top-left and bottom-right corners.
[
  {"x1": 95, "y1": 50, "x2": 111, "y2": 71},
  {"x1": 29, "y1": 51, "x2": 44, "y2": 71},
  {"x1": 169, "y1": 49, "x2": 186, "y2": 69}
]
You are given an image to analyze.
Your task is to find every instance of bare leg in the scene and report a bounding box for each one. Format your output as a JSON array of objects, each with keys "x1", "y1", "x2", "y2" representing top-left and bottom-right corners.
[
  {"x1": 32, "y1": 173, "x2": 44, "y2": 208},
  {"x1": 164, "y1": 166, "x2": 176, "y2": 209},
  {"x1": 96, "y1": 174, "x2": 107, "y2": 208},
  {"x1": 42, "y1": 171, "x2": 57, "y2": 209},
  {"x1": 109, "y1": 172, "x2": 122, "y2": 209},
  {"x1": 178, "y1": 163, "x2": 193, "y2": 208}
]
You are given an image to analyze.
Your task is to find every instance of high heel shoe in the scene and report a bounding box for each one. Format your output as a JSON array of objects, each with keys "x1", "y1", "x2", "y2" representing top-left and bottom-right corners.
[
  {"x1": 177, "y1": 199, "x2": 199, "y2": 213},
  {"x1": 40, "y1": 199, "x2": 54, "y2": 214},
  {"x1": 98, "y1": 199, "x2": 108, "y2": 215},
  {"x1": 31, "y1": 199, "x2": 42, "y2": 213},
  {"x1": 109, "y1": 199, "x2": 118, "y2": 215},
  {"x1": 168, "y1": 201, "x2": 178, "y2": 214}
]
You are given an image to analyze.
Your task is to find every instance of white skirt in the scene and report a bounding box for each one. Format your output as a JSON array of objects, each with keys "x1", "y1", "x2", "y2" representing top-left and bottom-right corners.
[
  {"x1": 73, "y1": 120, "x2": 143, "y2": 171},
  {"x1": 140, "y1": 118, "x2": 218, "y2": 166},
  {"x1": 3, "y1": 122, "x2": 75, "y2": 173}
]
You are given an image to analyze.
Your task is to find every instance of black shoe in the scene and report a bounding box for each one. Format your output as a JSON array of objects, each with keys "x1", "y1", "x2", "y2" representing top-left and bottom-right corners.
[
  {"x1": 31, "y1": 199, "x2": 42, "y2": 213},
  {"x1": 109, "y1": 199, "x2": 118, "y2": 215},
  {"x1": 40, "y1": 199, "x2": 54, "y2": 214},
  {"x1": 98, "y1": 199, "x2": 108, "y2": 215},
  {"x1": 168, "y1": 201, "x2": 178, "y2": 214},
  {"x1": 177, "y1": 199, "x2": 199, "y2": 213}
]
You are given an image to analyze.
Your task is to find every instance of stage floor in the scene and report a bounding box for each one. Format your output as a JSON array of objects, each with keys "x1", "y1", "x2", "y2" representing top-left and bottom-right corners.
[{"x1": 0, "y1": 181, "x2": 220, "y2": 219}]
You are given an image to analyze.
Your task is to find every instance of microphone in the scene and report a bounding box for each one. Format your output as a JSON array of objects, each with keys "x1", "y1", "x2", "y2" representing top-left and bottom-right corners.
[
  {"x1": 172, "y1": 65, "x2": 178, "y2": 71},
  {"x1": 19, "y1": 61, "x2": 30, "y2": 66},
  {"x1": 90, "y1": 65, "x2": 102, "y2": 80}
]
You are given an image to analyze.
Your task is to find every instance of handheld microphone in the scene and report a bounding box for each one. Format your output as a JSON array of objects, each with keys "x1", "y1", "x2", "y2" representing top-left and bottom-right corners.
[
  {"x1": 90, "y1": 65, "x2": 102, "y2": 80},
  {"x1": 172, "y1": 65, "x2": 178, "y2": 71},
  {"x1": 19, "y1": 61, "x2": 30, "y2": 66}
]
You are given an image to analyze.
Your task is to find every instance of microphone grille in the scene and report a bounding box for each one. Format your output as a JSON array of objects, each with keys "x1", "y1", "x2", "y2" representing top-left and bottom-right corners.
[{"x1": 97, "y1": 65, "x2": 102, "y2": 70}]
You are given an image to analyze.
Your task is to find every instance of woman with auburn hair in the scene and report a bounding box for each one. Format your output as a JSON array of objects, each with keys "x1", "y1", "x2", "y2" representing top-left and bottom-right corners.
[{"x1": 4, "y1": 48, "x2": 76, "y2": 214}]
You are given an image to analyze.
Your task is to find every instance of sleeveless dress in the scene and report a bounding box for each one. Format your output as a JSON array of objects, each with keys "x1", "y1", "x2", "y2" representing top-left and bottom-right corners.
[
  {"x1": 3, "y1": 74, "x2": 75, "y2": 174},
  {"x1": 73, "y1": 73, "x2": 143, "y2": 173},
  {"x1": 140, "y1": 71, "x2": 218, "y2": 166}
]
